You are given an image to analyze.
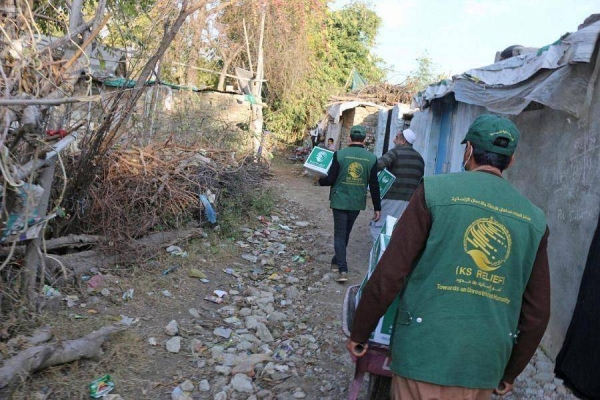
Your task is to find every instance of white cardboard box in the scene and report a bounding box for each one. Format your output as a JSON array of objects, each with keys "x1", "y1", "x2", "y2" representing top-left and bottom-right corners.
[
  {"x1": 378, "y1": 168, "x2": 396, "y2": 198},
  {"x1": 354, "y1": 217, "x2": 400, "y2": 345},
  {"x1": 303, "y1": 147, "x2": 334, "y2": 175}
]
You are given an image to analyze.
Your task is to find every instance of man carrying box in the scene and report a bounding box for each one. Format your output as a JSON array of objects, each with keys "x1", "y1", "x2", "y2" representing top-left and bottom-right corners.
[
  {"x1": 370, "y1": 128, "x2": 424, "y2": 240},
  {"x1": 318, "y1": 125, "x2": 381, "y2": 283},
  {"x1": 347, "y1": 115, "x2": 550, "y2": 398}
]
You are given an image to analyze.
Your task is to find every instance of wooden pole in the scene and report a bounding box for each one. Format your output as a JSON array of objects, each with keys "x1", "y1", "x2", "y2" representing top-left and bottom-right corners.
[
  {"x1": 251, "y1": 9, "x2": 266, "y2": 155},
  {"x1": 254, "y1": 11, "x2": 266, "y2": 98},
  {"x1": 171, "y1": 62, "x2": 265, "y2": 82},
  {"x1": 243, "y1": 18, "x2": 254, "y2": 75}
]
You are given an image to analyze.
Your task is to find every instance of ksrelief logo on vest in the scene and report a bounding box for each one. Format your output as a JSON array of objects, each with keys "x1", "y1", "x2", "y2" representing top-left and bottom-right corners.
[
  {"x1": 348, "y1": 162, "x2": 364, "y2": 179},
  {"x1": 463, "y1": 217, "x2": 512, "y2": 272}
]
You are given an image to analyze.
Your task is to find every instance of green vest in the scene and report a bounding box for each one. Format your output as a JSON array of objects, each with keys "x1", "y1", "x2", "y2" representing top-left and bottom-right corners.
[
  {"x1": 390, "y1": 171, "x2": 546, "y2": 389},
  {"x1": 330, "y1": 146, "x2": 377, "y2": 210}
]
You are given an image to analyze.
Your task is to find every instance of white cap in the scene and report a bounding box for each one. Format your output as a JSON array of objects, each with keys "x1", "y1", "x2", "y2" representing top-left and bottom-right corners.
[{"x1": 402, "y1": 128, "x2": 416, "y2": 144}]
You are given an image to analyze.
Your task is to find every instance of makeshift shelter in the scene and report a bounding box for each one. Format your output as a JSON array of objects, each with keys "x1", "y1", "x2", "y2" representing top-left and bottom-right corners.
[
  {"x1": 409, "y1": 14, "x2": 600, "y2": 373},
  {"x1": 323, "y1": 101, "x2": 414, "y2": 156}
]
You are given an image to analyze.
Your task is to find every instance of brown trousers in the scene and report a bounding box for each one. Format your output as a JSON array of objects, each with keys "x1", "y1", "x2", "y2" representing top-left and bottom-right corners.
[{"x1": 392, "y1": 375, "x2": 494, "y2": 400}]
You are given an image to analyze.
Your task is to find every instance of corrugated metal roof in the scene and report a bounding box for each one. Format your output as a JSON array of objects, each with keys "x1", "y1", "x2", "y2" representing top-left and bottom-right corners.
[{"x1": 413, "y1": 17, "x2": 600, "y2": 117}]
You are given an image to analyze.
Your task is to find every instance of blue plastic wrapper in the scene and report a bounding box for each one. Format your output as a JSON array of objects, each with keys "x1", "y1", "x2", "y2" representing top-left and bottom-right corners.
[{"x1": 199, "y1": 194, "x2": 217, "y2": 223}]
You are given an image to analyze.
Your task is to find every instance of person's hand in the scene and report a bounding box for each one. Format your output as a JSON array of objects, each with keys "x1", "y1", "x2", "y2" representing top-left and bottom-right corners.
[
  {"x1": 346, "y1": 339, "x2": 369, "y2": 362},
  {"x1": 494, "y1": 381, "x2": 513, "y2": 396},
  {"x1": 372, "y1": 211, "x2": 381, "y2": 222}
]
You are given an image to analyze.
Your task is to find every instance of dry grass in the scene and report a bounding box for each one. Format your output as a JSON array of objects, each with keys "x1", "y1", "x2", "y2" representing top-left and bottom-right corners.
[{"x1": 11, "y1": 330, "x2": 147, "y2": 400}]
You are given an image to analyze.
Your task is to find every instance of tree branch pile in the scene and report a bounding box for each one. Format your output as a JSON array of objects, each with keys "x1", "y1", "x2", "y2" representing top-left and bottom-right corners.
[
  {"x1": 354, "y1": 82, "x2": 416, "y2": 105},
  {"x1": 78, "y1": 143, "x2": 272, "y2": 241}
]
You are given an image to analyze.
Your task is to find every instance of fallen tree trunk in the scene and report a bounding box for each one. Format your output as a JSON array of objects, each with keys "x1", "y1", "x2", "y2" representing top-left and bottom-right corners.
[
  {"x1": 47, "y1": 228, "x2": 205, "y2": 282},
  {"x1": 0, "y1": 325, "x2": 126, "y2": 396},
  {"x1": 1, "y1": 228, "x2": 203, "y2": 281},
  {"x1": 0, "y1": 234, "x2": 103, "y2": 256}
]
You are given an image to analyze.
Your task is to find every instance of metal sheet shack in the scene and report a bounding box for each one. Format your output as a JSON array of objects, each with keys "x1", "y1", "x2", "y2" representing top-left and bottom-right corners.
[
  {"x1": 323, "y1": 101, "x2": 413, "y2": 157},
  {"x1": 409, "y1": 15, "x2": 600, "y2": 358}
]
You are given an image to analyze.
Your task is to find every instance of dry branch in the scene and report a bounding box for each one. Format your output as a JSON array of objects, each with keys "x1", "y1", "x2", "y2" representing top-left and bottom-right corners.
[
  {"x1": 0, "y1": 235, "x2": 101, "y2": 257},
  {"x1": 0, "y1": 325, "x2": 126, "y2": 396},
  {"x1": 49, "y1": 228, "x2": 206, "y2": 281}
]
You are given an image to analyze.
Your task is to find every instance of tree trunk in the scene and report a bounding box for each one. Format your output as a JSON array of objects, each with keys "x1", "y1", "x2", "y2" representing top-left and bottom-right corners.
[
  {"x1": 218, "y1": 46, "x2": 243, "y2": 91},
  {"x1": 0, "y1": 325, "x2": 126, "y2": 396},
  {"x1": 217, "y1": 59, "x2": 231, "y2": 91}
]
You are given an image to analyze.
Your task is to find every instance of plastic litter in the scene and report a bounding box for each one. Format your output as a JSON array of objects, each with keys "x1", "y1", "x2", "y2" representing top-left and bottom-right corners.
[
  {"x1": 89, "y1": 374, "x2": 114, "y2": 398},
  {"x1": 292, "y1": 255, "x2": 306, "y2": 263},
  {"x1": 222, "y1": 268, "x2": 241, "y2": 278},
  {"x1": 213, "y1": 290, "x2": 227, "y2": 298},
  {"x1": 119, "y1": 315, "x2": 139, "y2": 326},
  {"x1": 273, "y1": 342, "x2": 294, "y2": 361},
  {"x1": 205, "y1": 189, "x2": 216, "y2": 203},
  {"x1": 122, "y1": 288, "x2": 134, "y2": 301},
  {"x1": 87, "y1": 274, "x2": 105, "y2": 288},
  {"x1": 166, "y1": 245, "x2": 188, "y2": 258},
  {"x1": 162, "y1": 265, "x2": 179, "y2": 275},
  {"x1": 204, "y1": 295, "x2": 223, "y2": 304},
  {"x1": 199, "y1": 194, "x2": 217, "y2": 223},
  {"x1": 42, "y1": 285, "x2": 61, "y2": 297}
]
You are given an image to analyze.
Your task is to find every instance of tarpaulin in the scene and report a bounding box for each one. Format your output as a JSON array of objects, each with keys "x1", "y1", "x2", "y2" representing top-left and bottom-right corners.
[{"x1": 413, "y1": 20, "x2": 600, "y2": 117}]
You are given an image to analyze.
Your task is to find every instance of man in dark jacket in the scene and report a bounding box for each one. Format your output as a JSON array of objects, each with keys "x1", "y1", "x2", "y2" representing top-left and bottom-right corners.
[
  {"x1": 318, "y1": 125, "x2": 381, "y2": 282},
  {"x1": 370, "y1": 128, "x2": 424, "y2": 239}
]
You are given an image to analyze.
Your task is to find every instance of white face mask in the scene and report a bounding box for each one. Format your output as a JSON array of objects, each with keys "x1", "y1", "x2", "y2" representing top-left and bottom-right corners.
[{"x1": 462, "y1": 147, "x2": 473, "y2": 171}]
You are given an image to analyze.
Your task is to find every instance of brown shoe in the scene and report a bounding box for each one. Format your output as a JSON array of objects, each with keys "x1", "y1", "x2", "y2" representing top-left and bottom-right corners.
[{"x1": 335, "y1": 272, "x2": 348, "y2": 283}]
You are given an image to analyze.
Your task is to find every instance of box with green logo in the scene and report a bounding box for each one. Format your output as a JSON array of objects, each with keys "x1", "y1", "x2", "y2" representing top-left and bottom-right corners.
[
  {"x1": 303, "y1": 147, "x2": 334, "y2": 175},
  {"x1": 381, "y1": 215, "x2": 398, "y2": 236},
  {"x1": 377, "y1": 168, "x2": 396, "y2": 198},
  {"x1": 356, "y1": 233, "x2": 391, "y2": 300},
  {"x1": 354, "y1": 219, "x2": 399, "y2": 345}
]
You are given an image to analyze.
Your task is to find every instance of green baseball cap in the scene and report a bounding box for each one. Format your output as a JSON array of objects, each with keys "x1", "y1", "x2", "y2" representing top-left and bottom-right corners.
[
  {"x1": 461, "y1": 114, "x2": 520, "y2": 156},
  {"x1": 350, "y1": 125, "x2": 366, "y2": 139}
]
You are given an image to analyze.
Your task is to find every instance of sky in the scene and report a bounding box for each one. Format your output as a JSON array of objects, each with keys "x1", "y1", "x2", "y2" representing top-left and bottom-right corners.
[{"x1": 329, "y1": 0, "x2": 599, "y2": 84}]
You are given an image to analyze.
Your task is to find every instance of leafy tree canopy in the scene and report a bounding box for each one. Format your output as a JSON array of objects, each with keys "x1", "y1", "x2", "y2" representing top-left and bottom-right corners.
[
  {"x1": 322, "y1": 1, "x2": 386, "y2": 87},
  {"x1": 404, "y1": 51, "x2": 450, "y2": 94}
]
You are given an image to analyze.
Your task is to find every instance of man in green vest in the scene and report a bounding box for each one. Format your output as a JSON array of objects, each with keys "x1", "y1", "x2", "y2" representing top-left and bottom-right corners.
[
  {"x1": 347, "y1": 115, "x2": 550, "y2": 398},
  {"x1": 318, "y1": 125, "x2": 381, "y2": 283}
]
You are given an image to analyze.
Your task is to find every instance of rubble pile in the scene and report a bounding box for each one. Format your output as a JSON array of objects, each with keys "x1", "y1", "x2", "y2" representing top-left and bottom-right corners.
[{"x1": 160, "y1": 210, "x2": 351, "y2": 399}]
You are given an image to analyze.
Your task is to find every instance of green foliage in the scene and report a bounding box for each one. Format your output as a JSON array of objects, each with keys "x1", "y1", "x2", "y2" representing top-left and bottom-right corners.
[
  {"x1": 218, "y1": 188, "x2": 277, "y2": 238},
  {"x1": 263, "y1": 1, "x2": 387, "y2": 141},
  {"x1": 322, "y1": 1, "x2": 386, "y2": 87},
  {"x1": 404, "y1": 51, "x2": 449, "y2": 93},
  {"x1": 32, "y1": 0, "x2": 156, "y2": 36},
  {"x1": 250, "y1": 189, "x2": 276, "y2": 216}
]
